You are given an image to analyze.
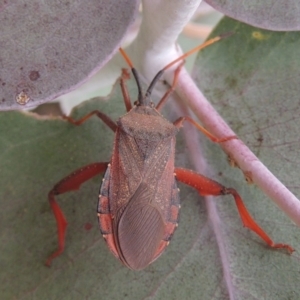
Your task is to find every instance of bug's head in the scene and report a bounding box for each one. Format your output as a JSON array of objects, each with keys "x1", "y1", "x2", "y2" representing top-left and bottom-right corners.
[
  {"x1": 119, "y1": 48, "x2": 163, "y2": 108},
  {"x1": 119, "y1": 33, "x2": 233, "y2": 108},
  {"x1": 131, "y1": 67, "x2": 164, "y2": 107}
]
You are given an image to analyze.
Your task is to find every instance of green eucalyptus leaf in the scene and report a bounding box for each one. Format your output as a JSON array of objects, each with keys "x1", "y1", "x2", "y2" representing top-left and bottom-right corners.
[
  {"x1": 0, "y1": 0, "x2": 138, "y2": 110},
  {"x1": 1, "y1": 18, "x2": 300, "y2": 298},
  {"x1": 205, "y1": 0, "x2": 300, "y2": 31}
]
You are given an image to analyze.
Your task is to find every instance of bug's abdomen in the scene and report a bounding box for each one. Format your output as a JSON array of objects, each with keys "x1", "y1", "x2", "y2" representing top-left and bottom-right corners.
[{"x1": 97, "y1": 165, "x2": 120, "y2": 259}]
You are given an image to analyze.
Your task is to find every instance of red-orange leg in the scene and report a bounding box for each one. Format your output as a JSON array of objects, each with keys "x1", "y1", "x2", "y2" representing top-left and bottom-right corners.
[
  {"x1": 175, "y1": 168, "x2": 294, "y2": 254},
  {"x1": 155, "y1": 61, "x2": 185, "y2": 111},
  {"x1": 62, "y1": 69, "x2": 133, "y2": 127},
  {"x1": 63, "y1": 111, "x2": 117, "y2": 132},
  {"x1": 46, "y1": 162, "x2": 108, "y2": 266},
  {"x1": 174, "y1": 116, "x2": 236, "y2": 143},
  {"x1": 120, "y1": 68, "x2": 133, "y2": 112}
]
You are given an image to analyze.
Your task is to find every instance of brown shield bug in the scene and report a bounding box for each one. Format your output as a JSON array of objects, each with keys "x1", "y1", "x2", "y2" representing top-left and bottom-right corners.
[{"x1": 46, "y1": 36, "x2": 294, "y2": 270}]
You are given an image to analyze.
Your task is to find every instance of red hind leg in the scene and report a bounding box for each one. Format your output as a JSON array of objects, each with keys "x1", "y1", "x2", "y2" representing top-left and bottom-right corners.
[
  {"x1": 175, "y1": 168, "x2": 294, "y2": 254},
  {"x1": 46, "y1": 162, "x2": 108, "y2": 266}
]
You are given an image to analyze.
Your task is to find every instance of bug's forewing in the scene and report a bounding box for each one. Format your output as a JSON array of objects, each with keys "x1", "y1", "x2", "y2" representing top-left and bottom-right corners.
[{"x1": 114, "y1": 183, "x2": 165, "y2": 270}]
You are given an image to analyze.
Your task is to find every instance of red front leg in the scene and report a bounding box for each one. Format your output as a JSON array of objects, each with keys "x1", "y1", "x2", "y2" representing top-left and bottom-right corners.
[
  {"x1": 46, "y1": 162, "x2": 108, "y2": 266},
  {"x1": 175, "y1": 168, "x2": 294, "y2": 254}
]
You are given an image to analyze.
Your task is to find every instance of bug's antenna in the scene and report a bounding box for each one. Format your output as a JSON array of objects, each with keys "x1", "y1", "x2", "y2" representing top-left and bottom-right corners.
[
  {"x1": 119, "y1": 48, "x2": 144, "y2": 105},
  {"x1": 145, "y1": 33, "x2": 233, "y2": 98}
]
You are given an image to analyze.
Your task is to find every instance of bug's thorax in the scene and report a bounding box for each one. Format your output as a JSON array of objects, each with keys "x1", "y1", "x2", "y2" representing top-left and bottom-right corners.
[{"x1": 117, "y1": 104, "x2": 178, "y2": 141}]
